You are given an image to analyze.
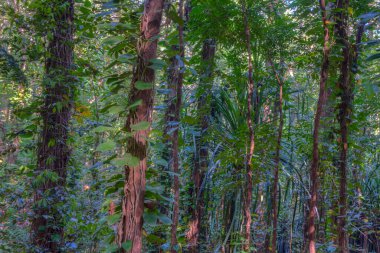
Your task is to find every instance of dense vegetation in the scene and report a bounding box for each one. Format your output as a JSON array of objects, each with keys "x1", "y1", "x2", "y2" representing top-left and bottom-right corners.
[{"x1": 0, "y1": 0, "x2": 379, "y2": 252}]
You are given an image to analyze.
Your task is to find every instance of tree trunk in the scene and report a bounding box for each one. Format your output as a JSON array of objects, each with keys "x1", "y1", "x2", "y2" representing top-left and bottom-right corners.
[
  {"x1": 31, "y1": 0, "x2": 75, "y2": 251},
  {"x1": 187, "y1": 38, "x2": 216, "y2": 253},
  {"x1": 269, "y1": 59, "x2": 284, "y2": 253},
  {"x1": 307, "y1": 1, "x2": 331, "y2": 252},
  {"x1": 352, "y1": 22, "x2": 366, "y2": 253},
  {"x1": 170, "y1": 0, "x2": 185, "y2": 252},
  {"x1": 241, "y1": 1, "x2": 255, "y2": 251},
  {"x1": 334, "y1": 0, "x2": 351, "y2": 252},
  {"x1": 116, "y1": 1, "x2": 165, "y2": 252}
]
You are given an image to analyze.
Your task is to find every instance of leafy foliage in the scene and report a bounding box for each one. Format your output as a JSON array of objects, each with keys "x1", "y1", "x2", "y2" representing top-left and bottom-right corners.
[{"x1": 0, "y1": 0, "x2": 379, "y2": 252}]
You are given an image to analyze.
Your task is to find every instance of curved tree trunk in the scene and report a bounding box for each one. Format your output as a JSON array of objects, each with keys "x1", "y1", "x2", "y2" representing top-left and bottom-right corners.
[
  {"x1": 31, "y1": 0, "x2": 75, "y2": 252},
  {"x1": 116, "y1": 1, "x2": 165, "y2": 252},
  {"x1": 307, "y1": 1, "x2": 331, "y2": 252}
]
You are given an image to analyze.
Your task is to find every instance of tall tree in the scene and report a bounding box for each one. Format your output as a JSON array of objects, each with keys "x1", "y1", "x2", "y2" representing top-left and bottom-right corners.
[
  {"x1": 307, "y1": 1, "x2": 331, "y2": 252},
  {"x1": 186, "y1": 38, "x2": 216, "y2": 253},
  {"x1": 351, "y1": 20, "x2": 367, "y2": 253},
  {"x1": 1, "y1": 0, "x2": 380, "y2": 252},
  {"x1": 334, "y1": 0, "x2": 351, "y2": 251},
  {"x1": 31, "y1": 0, "x2": 75, "y2": 251},
  {"x1": 241, "y1": 0, "x2": 255, "y2": 251},
  {"x1": 269, "y1": 58, "x2": 284, "y2": 253},
  {"x1": 169, "y1": 0, "x2": 185, "y2": 252},
  {"x1": 116, "y1": 0, "x2": 165, "y2": 252}
]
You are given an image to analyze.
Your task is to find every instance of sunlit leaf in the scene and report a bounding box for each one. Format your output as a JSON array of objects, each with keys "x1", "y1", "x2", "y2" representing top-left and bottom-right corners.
[{"x1": 96, "y1": 140, "x2": 116, "y2": 152}]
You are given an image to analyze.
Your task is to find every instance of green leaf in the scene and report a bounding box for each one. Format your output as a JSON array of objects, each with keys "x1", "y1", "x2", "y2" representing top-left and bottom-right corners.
[
  {"x1": 122, "y1": 241, "x2": 132, "y2": 251},
  {"x1": 111, "y1": 158, "x2": 127, "y2": 167},
  {"x1": 367, "y1": 53, "x2": 380, "y2": 61},
  {"x1": 144, "y1": 212, "x2": 157, "y2": 225},
  {"x1": 158, "y1": 214, "x2": 172, "y2": 225},
  {"x1": 167, "y1": 7, "x2": 184, "y2": 26},
  {"x1": 146, "y1": 234, "x2": 165, "y2": 244},
  {"x1": 19, "y1": 131, "x2": 33, "y2": 138},
  {"x1": 96, "y1": 140, "x2": 116, "y2": 152},
  {"x1": 112, "y1": 154, "x2": 140, "y2": 167},
  {"x1": 93, "y1": 126, "x2": 115, "y2": 133},
  {"x1": 107, "y1": 174, "x2": 123, "y2": 182},
  {"x1": 104, "y1": 186, "x2": 118, "y2": 196},
  {"x1": 117, "y1": 54, "x2": 134, "y2": 63},
  {"x1": 127, "y1": 99, "x2": 142, "y2": 110},
  {"x1": 105, "y1": 244, "x2": 119, "y2": 253},
  {"x1": 148, "y1": 58, "x2": 166, "y2": 70},
  {"x1": 146, "y1": 184, "x2": 164, "y2": 194},
  {"x1": 135, "y1": 81, "x2": 153, "y2": 90},
  {"x1": 108, "y1": 105, "x2": 124, "y2": 114},
  {"x1": 131, "y1": 121, "x2": 150, "y2": 131},
  {"x1": 116, "y1": 23, "x2": 136, "y2": 30},
  {"x1": 107, "y1": 213, "x2": 121, "y2": 225},
  {"x1": 102, "y1": 36, "x2": 124, "y2": 46},
  {"x1": 182, "y1": 115, "x2": 197, "y2": 125},
  {"x1": 156, "y1": 159, "x2": 168, "y2": 167},
  {"x1": 48, "y1": 139, "x2": 56, "y2": 148}
]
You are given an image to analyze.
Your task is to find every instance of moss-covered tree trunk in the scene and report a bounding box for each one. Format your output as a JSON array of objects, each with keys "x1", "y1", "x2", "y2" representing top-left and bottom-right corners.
[
  {"x1": 169, "y1": 0, "x2": 185, "y2": 251},
  {"x1": 334, "y1": 0, "x2": 351, "y2": 251},
  {"x1": 31, "y1": 0, "x2": 75, "y2": 251}
]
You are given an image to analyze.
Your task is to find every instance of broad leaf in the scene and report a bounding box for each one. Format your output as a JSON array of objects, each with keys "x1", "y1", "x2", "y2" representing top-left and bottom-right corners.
[
  {"x1": 135, "y1": 81, "x2": 153, "y2": 90},
  {"x1": 131, "y1": 121, "x2": 150, "y2": 131},
  {"x1": 96, "y1": 140, "x2": 116, "y2": 152}
]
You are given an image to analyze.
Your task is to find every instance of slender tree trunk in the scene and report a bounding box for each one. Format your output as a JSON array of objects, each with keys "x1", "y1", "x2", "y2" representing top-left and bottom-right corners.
[
  {"x1": 352, "y1": 21, "x2": 366, "y2": 253},
  {"x1": 91, "y1": 76, "x2": 101, "y2": 190},
  {"x1": 352, "y1": 23, "x2": 364, "y2": 74},
  {"x1": 170, "y1": 0, "x2": 185, "y2": 252},
  {"x1": 269, "y1": 59, "x2": 284, "y2": 253},
  {"x1": 307, "y1": 1, "x2": 331, "y2": 252},
  {"x1": 31, "y1": 0, "x2": 75, "y2": 252},
  {"x1": 334, "y1": 0, "x2": 351, "y2": 252},
  {"x1": 187, "y1": 38, "x2": 216, "y2": 253},
  {"x1": 241, "y1": 1, "x2": 255, "y2": 251},
  {"x1": 116, "y1": 1, "x2": 164, "y2": 252}
]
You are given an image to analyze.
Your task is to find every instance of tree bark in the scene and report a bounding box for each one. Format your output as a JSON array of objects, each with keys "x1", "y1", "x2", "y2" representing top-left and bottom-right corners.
[
  {"x1": 186, "y1": 38, "x2": 216, "y2": 253},
  {"x1": 307, "y1": 1, "x2": 331, "y2": 252},
  {"x1": 352, "y1": 22, "x2": 366, "y2": 253},
  {"x1": 334, "y1": 0, "x2": 351, "y2": 252},
  {"x1": 31, "y1": 0, "x2": 75, "y2": 251},
  {"x1": 116, "y1": 1, "x2": 165, "y2": 252},
  {"x1": 170, "y1": 0, "x2": 185, "y2": 252},
  {"x1": 241, "y1": 1, "x2": 255, "y2": 251}
]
